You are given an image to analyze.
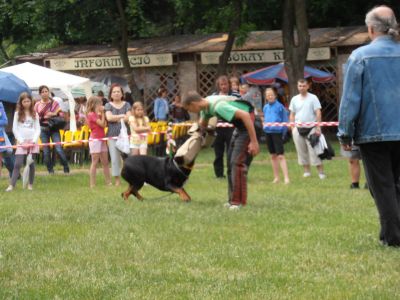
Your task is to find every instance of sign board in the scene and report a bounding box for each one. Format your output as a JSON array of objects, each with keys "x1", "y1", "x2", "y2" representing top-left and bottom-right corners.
[
  {"x1": 47, "y1": 53, "x2": 173, "y2": 70},
  {"x1": 201, "y1": 47, "x2": 330, "y2": 64}
]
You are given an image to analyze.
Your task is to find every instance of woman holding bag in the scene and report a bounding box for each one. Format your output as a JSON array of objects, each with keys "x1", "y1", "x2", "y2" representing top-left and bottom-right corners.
[
  {"x1": 34, "y1": 85, "x2": 69, "y2": 174},
  {"x1": 105, "y1": 84, "x2": 131, "y2": 186}
]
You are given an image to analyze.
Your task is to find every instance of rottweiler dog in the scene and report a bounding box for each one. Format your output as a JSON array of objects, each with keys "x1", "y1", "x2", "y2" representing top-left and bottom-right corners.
[{"x1": 120, "y1": 123, "x2": 208, "y2": 202}]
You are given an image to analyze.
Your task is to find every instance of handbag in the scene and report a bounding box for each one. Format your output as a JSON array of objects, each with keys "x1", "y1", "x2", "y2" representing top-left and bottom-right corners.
[
  {"x1": 116, "y1": 119, "x2": 130, "y2": 154},
  {"x1": 48, "y1": 116, "x2": 67, "y2": 130},
  {"x1": 297, "y1": 127, "x2": 313, "y2": 137}
]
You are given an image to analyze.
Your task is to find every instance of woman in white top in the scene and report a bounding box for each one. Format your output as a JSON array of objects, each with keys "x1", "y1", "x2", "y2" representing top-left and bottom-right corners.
[{"x1": 6, "y1": 93, "x2": 40, "y2": 191}]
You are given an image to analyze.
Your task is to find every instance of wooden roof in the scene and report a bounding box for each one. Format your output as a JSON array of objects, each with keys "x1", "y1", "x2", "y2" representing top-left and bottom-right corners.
[{"x1": 16, "y1": 26, "x2": 369, "y2": 61}]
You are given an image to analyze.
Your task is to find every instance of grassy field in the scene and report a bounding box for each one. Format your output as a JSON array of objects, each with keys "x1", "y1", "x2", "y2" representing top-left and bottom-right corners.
[{"x1": 1, "y1": 141, "x2": 400, "y2": 299}]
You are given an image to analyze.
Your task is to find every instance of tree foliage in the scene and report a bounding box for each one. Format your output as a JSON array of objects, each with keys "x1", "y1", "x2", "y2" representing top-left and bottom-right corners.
[{"x1": 2, "y1": 0, "x2": 400, "y2": 72}]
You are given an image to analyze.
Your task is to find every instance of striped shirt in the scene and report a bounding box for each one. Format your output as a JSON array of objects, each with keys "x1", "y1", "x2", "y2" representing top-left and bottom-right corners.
[{"x1": 34, "y1": 100, "x2": 61, "y2": 127}]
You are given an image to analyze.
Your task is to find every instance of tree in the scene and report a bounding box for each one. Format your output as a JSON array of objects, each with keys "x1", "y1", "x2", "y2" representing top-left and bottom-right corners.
[
  {"x1": 282, "y1": 0, "x2": 310, "y2": 98},
  {"x1": 216, "y1": 0, "x2": 243, "y2": 76},
  {"x1": 0, "y1": 0, "x2": 60, "y2": 65},
  {"x1": 114, "y1": 0, "x2": 142, "y2": 101},
  {"x1": 38, "y1": 0, "x2": 153, "y2": 100},
  {"x1": 171, "y1": 0, "x2": 255, "y2": 77}
]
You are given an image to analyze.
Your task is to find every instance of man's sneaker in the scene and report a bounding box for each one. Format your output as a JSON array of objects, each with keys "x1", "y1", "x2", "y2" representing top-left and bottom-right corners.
[
  {"x1": 318, "y1": 173, "x2": 326, "y2": 180},
  {"x1": 5, "y1": 185, "x2": 13, "y2": 192},
  {"x1": 303, "y1": 172, "x2": 311, "y2": 178},
  {"x1": 223, "y1": 202, "x2": 231, "y2": 208},
  {"x1": 63, "y1": 166, "x2": 70, "y2": 174},
  {"x1": 350, "y1": 182, "x2": 360, "y2": 189},
  {"x1": 229, "y1": 204, "x2": 241, "y2": 211}
]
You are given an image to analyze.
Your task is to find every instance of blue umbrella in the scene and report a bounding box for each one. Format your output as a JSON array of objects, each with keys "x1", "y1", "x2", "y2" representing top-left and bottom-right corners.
[
  {"x1": 241, "y1": 62, "x2": 335, "y2": 85},
  {"x1": 0, "y1": 71, "x2": 31, "y2": 103}
]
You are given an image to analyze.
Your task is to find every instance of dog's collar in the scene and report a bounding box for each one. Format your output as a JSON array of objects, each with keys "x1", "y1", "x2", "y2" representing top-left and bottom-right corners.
[{"x1": 172, "y1": 159, "x2": 190, "y2": 178}]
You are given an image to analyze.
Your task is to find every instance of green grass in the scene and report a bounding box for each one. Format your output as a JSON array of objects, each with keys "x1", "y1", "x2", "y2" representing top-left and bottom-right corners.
[{"x1": 1, "y1": 141, "x2": 400, "y2": 299}]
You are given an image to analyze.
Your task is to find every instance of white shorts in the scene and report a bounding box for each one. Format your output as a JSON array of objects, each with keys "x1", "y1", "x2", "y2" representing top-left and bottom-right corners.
[
  {"x1": 130, "y1": 143, "x2": 147, "y2": 150},
  {"x1": 89, "y1": 140, "x2": 108, "y2": 154}
]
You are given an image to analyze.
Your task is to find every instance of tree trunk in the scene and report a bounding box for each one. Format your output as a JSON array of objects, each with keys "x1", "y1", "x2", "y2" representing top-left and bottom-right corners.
[
  {"x1": 115, "y1": 0, "x2": 142, "y2": 101},
  {"x1": 216, "y1": 0, "x2": 242, "y2": 77},
  {"x1": 282, "y1": 0, "x2": 310, "y2": 99}
]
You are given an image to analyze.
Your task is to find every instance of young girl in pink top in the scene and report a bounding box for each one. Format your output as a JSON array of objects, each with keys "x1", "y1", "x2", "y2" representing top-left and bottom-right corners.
[{"x1": 86, "y1": 96, "x2": 111, "y2": 188}]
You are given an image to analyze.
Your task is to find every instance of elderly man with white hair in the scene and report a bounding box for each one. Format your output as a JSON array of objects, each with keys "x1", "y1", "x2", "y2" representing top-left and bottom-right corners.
[{"x1": 338, "y1": 5, "x2": 400, "y2": 247}]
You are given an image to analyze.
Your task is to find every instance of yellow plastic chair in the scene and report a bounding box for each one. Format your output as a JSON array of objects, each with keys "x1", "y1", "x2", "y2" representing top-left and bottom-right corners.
[
  {"x1": 80, "y1": 125, "x2": 90, "y2": 147},
  {"x1": 74, "y1": 130, "x2": 83, "y2": 146},
  {"x1": 172, "y1": 124, "x2": 179, "y2": 140},
  {"x1": 59, "y1": 129, "x2": 65, "y2": 142},
  {"x1": 147, "y1": 132, "x2": 155, "y2": 145},
  {"x1": 63, "y1": 131, "x2": 74, "y2": 149}
]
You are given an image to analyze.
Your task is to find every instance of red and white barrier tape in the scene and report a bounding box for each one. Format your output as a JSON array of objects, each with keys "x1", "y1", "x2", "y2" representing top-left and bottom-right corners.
[
  {"x1": 217, "y1": 121, "x2": 339, "y2": 128},
  {"x1": 0, "y1": 133, "x2": 159, "y2": 150},
  {"x1": 0, "y1": 121, "x2": 339, "y2": 150}
]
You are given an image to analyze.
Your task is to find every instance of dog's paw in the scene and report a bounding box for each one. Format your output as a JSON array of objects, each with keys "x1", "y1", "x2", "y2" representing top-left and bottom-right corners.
[{"x1": 121, "y1": 192, "x2": 130, "y2": 202}]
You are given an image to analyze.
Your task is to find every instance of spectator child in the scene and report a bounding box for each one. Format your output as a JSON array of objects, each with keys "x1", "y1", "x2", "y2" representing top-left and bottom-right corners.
[
  {"x1": 6, "y1": 93, "x2": 40, "y2": 191},
  {"x1": 154, "y1": 88, "x2": 169, "y2": 121},
  {"x1": 86, "y1": 96, "x2": 111, "y2": 188},
  {"x1": 229, "y1": 76, "x2": 240, "y2": 93},
  {"x1": 75, "y1": 97, "x2": 87, "y2": 129},
  {"x1": 239, "y1": 83, "x2": 249, "y2": 97},
  {"x1": 97, "y1": 90, "x2": 108, "y2": 106},
  {"x1": 170, "y1": 95, "x2": 190, "y2": 123},
  {"x1": 128, "y1": 101, "x2": 151, "y2": 156},
  {"x1": 263, "y1": 87, "x2": 290, "y2": 184}
]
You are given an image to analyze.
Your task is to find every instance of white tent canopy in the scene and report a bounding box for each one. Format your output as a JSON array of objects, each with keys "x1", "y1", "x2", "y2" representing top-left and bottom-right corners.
[{"x1": 1, "y1": 62, "x2": 92, "y2": 131}]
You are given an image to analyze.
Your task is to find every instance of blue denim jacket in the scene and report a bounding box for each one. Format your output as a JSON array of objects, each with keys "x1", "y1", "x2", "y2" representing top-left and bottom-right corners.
[{"x1": 338, "y1": 36, "x2": 400, "y2": 144}]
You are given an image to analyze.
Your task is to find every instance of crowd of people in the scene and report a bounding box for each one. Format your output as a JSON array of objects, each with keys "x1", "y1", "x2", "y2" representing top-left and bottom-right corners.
[
  {"x1": 0, "y1": 72, "x2": 361, "y2": 195},
  {"x1": 0, "y1": 82, "x2": 192, "y2": 189}
]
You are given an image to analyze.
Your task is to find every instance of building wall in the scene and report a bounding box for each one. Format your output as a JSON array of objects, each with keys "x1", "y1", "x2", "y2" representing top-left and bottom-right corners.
[
  {"x1": 337, "y1": 54, "x2": 351, "y2": 101},
  {"x1": 178, "y1": 61, "x2": 197, "y2": 98}
]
